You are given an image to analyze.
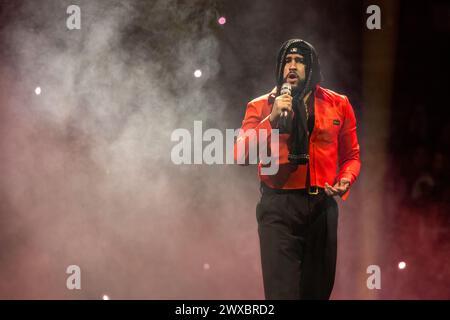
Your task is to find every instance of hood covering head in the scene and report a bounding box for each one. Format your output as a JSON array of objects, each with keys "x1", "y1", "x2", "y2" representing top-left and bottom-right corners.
[{"x1": 275, "y1": 39, "x2": 323, "y2": 99}]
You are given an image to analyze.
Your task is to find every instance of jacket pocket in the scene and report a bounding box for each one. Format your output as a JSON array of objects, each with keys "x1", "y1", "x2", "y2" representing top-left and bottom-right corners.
[{"x1": 315, "y1": 118, "x2": 340, "y2": 144}]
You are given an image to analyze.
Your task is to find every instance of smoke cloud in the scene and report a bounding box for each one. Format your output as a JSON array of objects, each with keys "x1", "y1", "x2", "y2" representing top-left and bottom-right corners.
[{"x1": 0, "y1": 0, "x2": 262, "y2": 299}]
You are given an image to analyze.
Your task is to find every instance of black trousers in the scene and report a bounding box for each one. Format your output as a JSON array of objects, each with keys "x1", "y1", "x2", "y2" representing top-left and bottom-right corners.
[{"x1": 256, "y1": 183, "x2": 339, "y2": 300}]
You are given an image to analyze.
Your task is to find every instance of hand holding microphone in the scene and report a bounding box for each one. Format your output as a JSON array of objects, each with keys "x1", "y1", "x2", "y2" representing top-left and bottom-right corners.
[{"x1": 270, "y1": 83, "x2": 293, "y2": 133}]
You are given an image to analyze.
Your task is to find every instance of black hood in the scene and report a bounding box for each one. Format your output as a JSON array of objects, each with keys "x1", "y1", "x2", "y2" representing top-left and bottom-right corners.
[{"x1": 275, "y1": 39, "x2": 323, "y2": 99}]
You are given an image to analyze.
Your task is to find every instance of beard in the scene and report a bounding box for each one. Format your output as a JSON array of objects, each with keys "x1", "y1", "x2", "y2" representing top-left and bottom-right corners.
[{"x1": 283, "y1": 75, "x2": 306, "y2": 96}]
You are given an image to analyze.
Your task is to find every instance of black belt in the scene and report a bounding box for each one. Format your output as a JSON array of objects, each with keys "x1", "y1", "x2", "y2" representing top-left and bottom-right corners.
[{"x1": 260, "y1": 182, "x2": 324, "y2": 196}]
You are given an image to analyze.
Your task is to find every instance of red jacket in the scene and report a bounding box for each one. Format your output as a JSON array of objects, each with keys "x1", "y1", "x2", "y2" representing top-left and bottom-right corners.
[{"x1": 234, "y1": 85, "x2": 361, "y2": 200}]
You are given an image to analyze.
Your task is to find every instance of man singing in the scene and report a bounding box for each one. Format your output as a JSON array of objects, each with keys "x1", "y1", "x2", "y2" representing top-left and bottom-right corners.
[{"x1": 234, "y1": 39, "x2": 361, "y2": 299}]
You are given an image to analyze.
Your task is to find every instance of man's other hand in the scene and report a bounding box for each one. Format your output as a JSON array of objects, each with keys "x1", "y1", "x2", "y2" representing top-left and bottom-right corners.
[{"x1": 324, "y1": 178, "x2": 350, "y2": 197}]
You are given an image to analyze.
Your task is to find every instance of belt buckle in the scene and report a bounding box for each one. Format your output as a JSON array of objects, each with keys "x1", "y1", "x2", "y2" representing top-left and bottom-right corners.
[{"x1": 308, "y1": 186, "x2": 319, "y2": 195}]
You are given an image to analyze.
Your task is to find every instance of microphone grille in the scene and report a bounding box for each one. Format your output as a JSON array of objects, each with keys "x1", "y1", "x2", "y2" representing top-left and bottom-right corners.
[{"x1": 281, "y1": 83, "x2": 292, "y2": 95}]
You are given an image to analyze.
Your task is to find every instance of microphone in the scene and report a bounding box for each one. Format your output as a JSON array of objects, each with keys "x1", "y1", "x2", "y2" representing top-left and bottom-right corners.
[{"x1": 278, "y1": 83, "x2": 292, "y2": 133}]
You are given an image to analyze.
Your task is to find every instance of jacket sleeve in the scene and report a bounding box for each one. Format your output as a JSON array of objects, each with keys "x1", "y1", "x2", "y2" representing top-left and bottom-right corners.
[
  {"x1": 234, "y1": 100, "x2": 273, "y2": 165},
  {"x1": 337, "y1": 96, "x2": 361, "y2": 200}
]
